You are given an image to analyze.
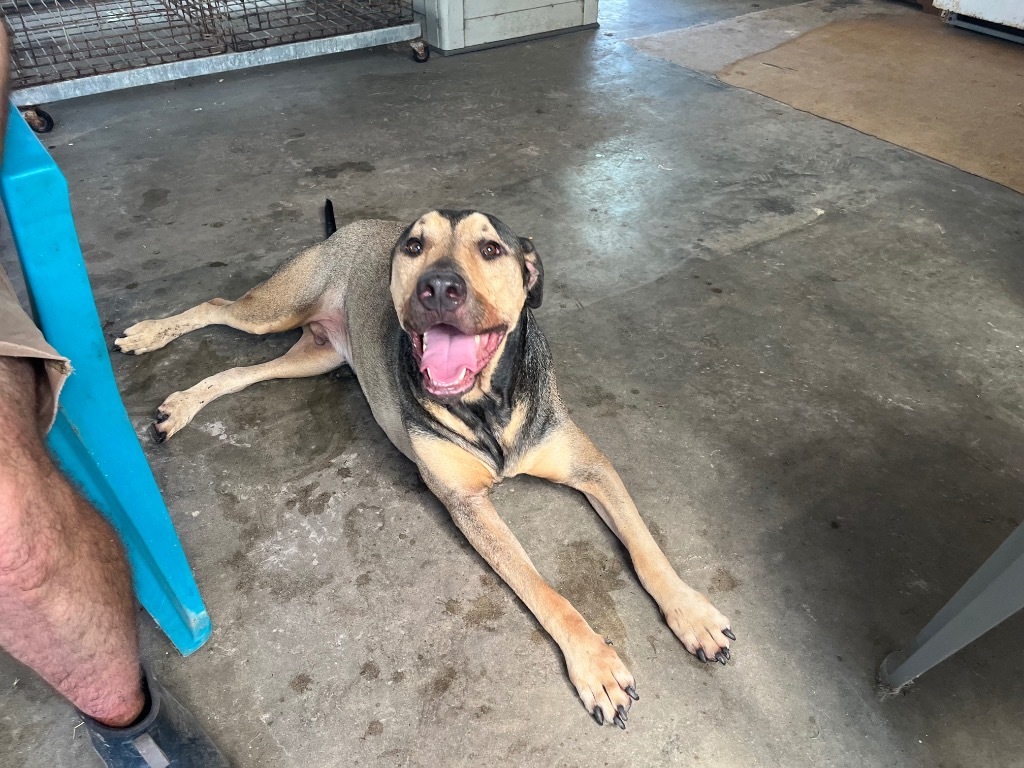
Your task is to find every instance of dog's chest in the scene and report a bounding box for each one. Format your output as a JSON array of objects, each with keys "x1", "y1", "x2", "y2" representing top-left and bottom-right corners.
[{"x1": 445, "y1": 399, "x2": 524, "y2": 476}]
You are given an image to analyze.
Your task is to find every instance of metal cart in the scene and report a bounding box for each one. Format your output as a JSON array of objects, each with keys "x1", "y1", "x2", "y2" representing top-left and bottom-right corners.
[{"x1": 2, "y1": 0, "x2": 426, "y2": 131}]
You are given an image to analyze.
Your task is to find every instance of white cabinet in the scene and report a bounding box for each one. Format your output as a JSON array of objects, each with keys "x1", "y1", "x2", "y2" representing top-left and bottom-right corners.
[
  {"x1": 934, "y1": 0, "x2": 1024, "y2": 30},
  {"x1": 413, "y1": 0, "x2": 598, "y2": 53}
]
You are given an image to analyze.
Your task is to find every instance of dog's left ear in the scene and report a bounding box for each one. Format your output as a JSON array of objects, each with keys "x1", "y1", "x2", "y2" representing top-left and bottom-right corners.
[{"x1": 521, "y1": 237, "x2": 544, "y2": 309}]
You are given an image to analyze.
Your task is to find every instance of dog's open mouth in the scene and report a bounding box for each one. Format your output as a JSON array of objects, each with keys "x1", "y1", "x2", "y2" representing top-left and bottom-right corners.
[{"x1": 410, "y1": 325, "x2": 505, "y2": 398}]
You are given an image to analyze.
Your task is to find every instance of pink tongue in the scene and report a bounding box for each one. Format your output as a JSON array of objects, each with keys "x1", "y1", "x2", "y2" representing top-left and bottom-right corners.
[{"x1": 421, "y1": 325, "x2": 478, "y2": 385}]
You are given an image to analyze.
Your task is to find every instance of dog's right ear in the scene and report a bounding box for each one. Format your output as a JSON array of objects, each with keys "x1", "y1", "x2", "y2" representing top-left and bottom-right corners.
[{"x1": 520, "y1": 238, "x2": 544, "y2": 309}]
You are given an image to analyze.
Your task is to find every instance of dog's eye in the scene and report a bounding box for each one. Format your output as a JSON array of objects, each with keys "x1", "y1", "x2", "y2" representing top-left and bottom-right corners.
[
  {"x1": 404, "y1": 238, "x2": 423, "y2": 256},
  {"x1": 481, "y1": 241, "x2": 503, "y2": 259}
]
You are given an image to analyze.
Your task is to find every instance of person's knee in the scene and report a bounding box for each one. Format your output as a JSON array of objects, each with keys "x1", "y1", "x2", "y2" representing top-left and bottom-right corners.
[
  {"x1": 0, "y1": 357, "x2": 41, "y2": 429},
  {"x1": 0, "y1": 470, "x2": 64, "y2": 595},
  {"x1": 0, "y1": 358, "x2": 63, "y2": 593}
]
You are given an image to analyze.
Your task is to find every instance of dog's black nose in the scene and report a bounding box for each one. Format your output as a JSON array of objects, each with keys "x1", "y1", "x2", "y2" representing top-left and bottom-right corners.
[{"x1": 417, "y1": 271, "x2": 466, "y2": 312}]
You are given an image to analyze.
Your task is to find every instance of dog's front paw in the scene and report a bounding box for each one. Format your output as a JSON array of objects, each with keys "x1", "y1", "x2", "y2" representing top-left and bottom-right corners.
[
  {"x1": 659, "y1": 581, "x2": 734, "y2": 664},
  {"x1": 115, "y1": 319, "x2": 175, "y2": 355},
  {"x1": 151, "y1": 391, "x2": 203, "y2": 442},
  {"x1": 565, "y1": 632, "x2": 637, "y2": 729}
]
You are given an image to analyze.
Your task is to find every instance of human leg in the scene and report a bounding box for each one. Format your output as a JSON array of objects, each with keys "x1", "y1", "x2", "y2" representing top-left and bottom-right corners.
[{"x1": 0, "y1": 356, "x2": 144, "y2": 727}]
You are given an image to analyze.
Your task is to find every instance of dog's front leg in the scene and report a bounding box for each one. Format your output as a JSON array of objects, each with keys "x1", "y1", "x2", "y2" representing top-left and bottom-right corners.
[
  {"x1": 519, "y1": 421, "x2": 735, "y2": 664},
  {"x1": 413, "y1": 436, "x2": 636, "y2": 727}
]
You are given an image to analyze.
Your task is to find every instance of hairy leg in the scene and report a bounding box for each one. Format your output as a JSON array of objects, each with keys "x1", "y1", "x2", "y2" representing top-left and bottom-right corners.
[{"x1": 0, "y1": 357, "x2": 143, "y2": 727}]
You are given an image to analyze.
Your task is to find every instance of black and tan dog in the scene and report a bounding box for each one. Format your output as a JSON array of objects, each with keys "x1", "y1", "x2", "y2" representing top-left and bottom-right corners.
[{"x1": 115, "y1": 205, "x2": 735, "y2": 728}]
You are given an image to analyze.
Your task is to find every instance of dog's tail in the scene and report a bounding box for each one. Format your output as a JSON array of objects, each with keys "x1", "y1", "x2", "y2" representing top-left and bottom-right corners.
[{"x1": 324, "y1": 198, "x2": 337, "y2": 239}]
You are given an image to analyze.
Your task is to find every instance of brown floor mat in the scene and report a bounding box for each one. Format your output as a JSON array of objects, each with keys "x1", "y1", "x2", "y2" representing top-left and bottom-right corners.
[{"x1": 718, "y1": 14, "x2": 1024, "y2": 194}]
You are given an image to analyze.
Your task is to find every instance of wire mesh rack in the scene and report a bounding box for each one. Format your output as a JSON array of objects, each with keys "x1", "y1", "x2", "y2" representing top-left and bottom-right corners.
[{"x1": 2, "y1": 0, "x2": 415, "y2": 92}]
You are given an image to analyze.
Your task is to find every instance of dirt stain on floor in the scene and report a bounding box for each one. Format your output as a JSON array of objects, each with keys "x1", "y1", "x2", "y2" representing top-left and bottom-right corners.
[
  {"x1": 286, "y1": 484, "x2": 332, "y2": 517},
  {"x1": 360, "y1": 660, "x2": 381, "y2": 681},
  {"x1": 555, "y1": 540, "x2": 630, "y2": 658},
  {"x1": 222, "y1": 512, "x2": 335, "y2": 604},
  {"x1": 343, "y1": 503, "x2": 385, "y2": 560},
  {"x1": 463, "y1": 593, "x2": 506, "y2": 631},
  {"x1": 140, "y1": 188, "x2": 169, "y2": 212},
  {"x1": 708, "y1": 566, "x2": 741, "y2": 594},
  {"x1": 289, "y1": 672, "x2": 313, "y2": 694},
  {"x1": 306, "y1": 161, "x2": 375, "y2": 178}
]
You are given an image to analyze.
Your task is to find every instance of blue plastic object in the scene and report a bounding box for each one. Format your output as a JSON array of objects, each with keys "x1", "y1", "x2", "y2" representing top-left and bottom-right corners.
[{"x1": 0, "y1": 105, "x2": 211, "y2": 656}]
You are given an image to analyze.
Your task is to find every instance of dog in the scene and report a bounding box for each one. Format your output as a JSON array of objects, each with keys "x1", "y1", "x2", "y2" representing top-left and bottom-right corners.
[{"x1": 115, "y1": 203, "x2": 735, "y2": 728}]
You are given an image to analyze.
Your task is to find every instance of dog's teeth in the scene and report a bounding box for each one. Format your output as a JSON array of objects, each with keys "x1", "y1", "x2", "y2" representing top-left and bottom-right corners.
[{"x1": 475, "y1": 334, "x2": 480, "y2": 346}]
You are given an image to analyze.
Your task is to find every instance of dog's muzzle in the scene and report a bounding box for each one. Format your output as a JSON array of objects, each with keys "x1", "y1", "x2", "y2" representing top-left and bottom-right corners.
[{"x1": 410, "y1": 325, "x2": 505, "y2": 398}]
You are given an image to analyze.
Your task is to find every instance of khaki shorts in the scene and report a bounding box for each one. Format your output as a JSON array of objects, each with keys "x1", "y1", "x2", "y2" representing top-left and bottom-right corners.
[{"x1": 0, "y1": 264, "x2": 71, "y2": 430}]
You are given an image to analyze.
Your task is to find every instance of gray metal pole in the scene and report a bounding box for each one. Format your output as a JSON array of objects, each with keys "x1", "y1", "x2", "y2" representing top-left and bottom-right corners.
[{"x1": 879, "y1": 520, "x2": 1024, "y2": 691}]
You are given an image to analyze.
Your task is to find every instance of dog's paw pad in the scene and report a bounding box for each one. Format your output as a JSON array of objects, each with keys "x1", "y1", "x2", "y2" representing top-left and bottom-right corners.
[
  {"x1": 151, "y1": 392, "x2": 201, "y2": 441},
  {"x1": 661, "y1": 587, "x2": 734, "y2": 662},
  {"x1": 567, "y1": 634, "x2": 636, "y2": 729},
  {"x1": 115, "y1": 319, "x2": 175, "y2": 355}
]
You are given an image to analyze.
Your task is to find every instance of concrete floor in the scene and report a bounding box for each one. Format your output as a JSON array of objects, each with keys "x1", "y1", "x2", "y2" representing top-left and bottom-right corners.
[{"x1": 3, "y1": 0, "x2": 1024, "y2": 765}]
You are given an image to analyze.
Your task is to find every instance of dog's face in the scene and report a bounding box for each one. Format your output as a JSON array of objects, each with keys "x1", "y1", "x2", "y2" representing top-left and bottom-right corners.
[{"x1": 390, "y1": 210, "x2": 544, "y2": 400}]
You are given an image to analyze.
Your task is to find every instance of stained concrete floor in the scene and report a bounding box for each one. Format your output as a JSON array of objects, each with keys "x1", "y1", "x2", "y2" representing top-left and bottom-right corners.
[{"x1": 3, "y1": 0, "x2": 1024, "y2": 766}]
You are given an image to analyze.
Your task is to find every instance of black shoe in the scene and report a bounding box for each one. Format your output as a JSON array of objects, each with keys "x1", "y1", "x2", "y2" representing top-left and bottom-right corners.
[{"x1": 79, "y1": 664, "x2": 229, "y2": 767}]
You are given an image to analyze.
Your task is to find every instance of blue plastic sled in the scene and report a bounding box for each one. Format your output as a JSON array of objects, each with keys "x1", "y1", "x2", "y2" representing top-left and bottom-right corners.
[{"x1": 0, "y1": 105, "x2": 210, "y2": 656}]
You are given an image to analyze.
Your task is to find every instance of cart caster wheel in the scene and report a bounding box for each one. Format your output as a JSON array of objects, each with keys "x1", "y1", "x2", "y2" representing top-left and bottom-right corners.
[
  {"x1": 410, "y1": 40, "x2": 430, "y2": 63},
  {"x1": 21, "y1": 107, "x2": 54, "y2": 134}
]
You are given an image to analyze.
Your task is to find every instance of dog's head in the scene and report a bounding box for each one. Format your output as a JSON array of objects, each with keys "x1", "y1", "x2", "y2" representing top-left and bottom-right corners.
[{"x1": 390, "y1": 210, "x2": 544, "y2": 401}]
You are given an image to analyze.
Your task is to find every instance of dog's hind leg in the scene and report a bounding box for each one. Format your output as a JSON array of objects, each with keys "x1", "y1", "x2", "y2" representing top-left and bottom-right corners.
[
  {"x1": 116, "y1": 242, "x2": 335, "y2": 355},
  {"x1": 151, "y1": 325, "x2": 344, "y2": 441},
  {"x1": 116, "y1": 298, "x2": 245, "y2": 355}
]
